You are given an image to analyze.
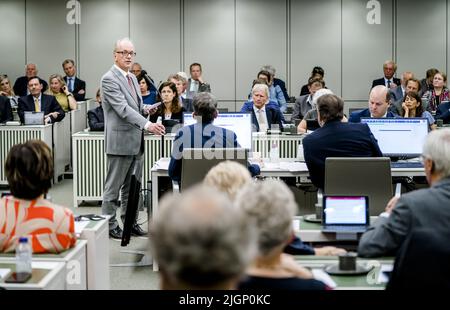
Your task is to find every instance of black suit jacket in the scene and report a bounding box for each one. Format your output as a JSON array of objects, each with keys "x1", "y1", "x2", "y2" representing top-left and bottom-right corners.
[
  {"x1": 436, "y1": 101, "x2": 450, "y2": 124},
  {"x1": 244, "y1": 105, "x2": 283, "y2": 132},
  {"x1": 303, "y1": 120, "x2": 383, "y2": 189},
  {"x1": 18, "y1": 94, "x2": 65, "y2": 124},
  {"x1": 274, "y1": 78, "x2": 289, "y2": 101},
  {"x1": 0, "y1": 96, "x2": 13, "y2": 123},
  {"x1": 64, "y1": 76, "x2": 86, "y2": 101},
  {"x1": 13, "y1": 76, "x2": 48, "y2": 97},
  {"x1": 87, "y1": 105, "x2": 104, "y2": 131},
  {"x1": 371, "y1": 77, "x2": 401, "y2": 89}
]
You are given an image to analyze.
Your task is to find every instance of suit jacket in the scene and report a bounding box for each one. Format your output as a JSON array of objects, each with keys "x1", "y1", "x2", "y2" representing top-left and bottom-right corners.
[
  {"x1": 64, "y1": 76, "x2": 86, "y2": 101},
  {"x1": 13, "y1": 76, "x2": 48, "y2": 97},
  {"x1": 436, "y1": 101, "x2": 450, "y2": 124},
  {"x1": 274, "y1": 78, "x2": 289, "y2": 102},
  {"x1": 358, "y1": 177, "x2": 450, "y2": 258},
  {"x1": 371, "y1": 77, "x2": 401, "y2": 89},
  {"x1": 181, "y1": 97, "x2": 194, "y2": 112},
  {"x1": 17, "y1": 94, "x2": 65, "y2": 124},
  {"x1": 240, "y1": 101, "x2": 283, "y2": 132},
  {"x1": 185, "y1": 78, "x2": 211, "y2": 100},
  {"x1": 101, "y1": 65, "x2": 148, "y2": 156},
  {"x1": 349, "y1": 108, "x2": 397, "y2": 123},
  {"x1": 0, "y1": 96, "x2": 13, "y2": 123},
  {"x1": 87, "y1": 105, "x2": 104, "y2": 131},
  {"x1": 303, "y1": 120, "x2": 383, "y2": 189},
  {"x1": 292, "y1": 94, "x2": 312, "y2": 120}
]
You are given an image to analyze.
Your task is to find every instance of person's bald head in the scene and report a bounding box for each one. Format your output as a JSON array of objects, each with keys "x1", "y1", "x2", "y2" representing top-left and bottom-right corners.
[{"x1": 369, "y1": 85, "x2": 391, "y2": 118}]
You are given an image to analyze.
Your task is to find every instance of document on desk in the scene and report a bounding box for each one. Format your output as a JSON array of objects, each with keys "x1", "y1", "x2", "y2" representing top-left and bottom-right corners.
[
  {"x1": 312, "y1": 269, "x2": 337, "y2": 288},
  {"x1": 154, "y1": 159, "x2": 170, "y2": 171},
  {"x1": 281, "y1": 162, "x2": 308, "y2": 172},
  {"x1": 75, "y1": 220, "x2": 90, "y2": 236},
  {"x1": 0, "y1": 268, "x2": 11, "y2": 279}
]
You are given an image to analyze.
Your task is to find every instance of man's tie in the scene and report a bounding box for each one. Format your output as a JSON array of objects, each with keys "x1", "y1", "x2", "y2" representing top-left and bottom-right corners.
[
  {"x1": 68, "y1": 78, "x2": 74, "y2": 92},
  {"x1": 257, "y1": 109, "x2": 267, "y2": 132},
  {"x1": 34, "y1": 97, "x2": 40, "y2": 112},
  {"x1": 126, "y1": 75, "x2": 138, "y2": 102},
  {"x1": 387, "y1": 80, "x2": 391, "y2": 89}
]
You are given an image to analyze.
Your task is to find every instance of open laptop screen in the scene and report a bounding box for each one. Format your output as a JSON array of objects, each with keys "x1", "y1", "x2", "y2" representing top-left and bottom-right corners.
[
  {"x1": 323, "y1": 196, "x2": 368, "y2": 225},
  {"x1": 361, "y1": 117, "x2": 428, "y2": 158},
  {"x1": 183, "y1": 112, "x2": 252, "y2": 150}
]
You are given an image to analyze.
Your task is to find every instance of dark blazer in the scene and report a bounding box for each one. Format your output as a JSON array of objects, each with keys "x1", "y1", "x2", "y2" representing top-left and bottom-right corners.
[
  {"x1": 371, "y1": 77, "x2": 401, "y2": 89},
  {"x1": 303, "y1": 120, "x2": 383, "y2": 189},
  {"x1": 240, "y1": 101, "x2": 283, "y2": 132},
  {"x1": 0, "y1": 96, "x2": 13, "y2": 123},
  {"x1": 64, "y1": 76, "x2": 86, "y2": 101},
  {"x1": 87, "y1": 105, "x2": 104, "y2": 131},
  {"x1": 168, "y1": 122, "x2": 260, "y2": 183},
  {"x1": 17, "y1": 94, "x2": 65, "y2": 124},
  {"x1": 358, "y1": 177, "x2": 450, "y2": 258},
  {"x1": 348, "y1": 108, "x2": 397, "y2": 123},
  {"x1": 13, "y1": 76, "x2": 48, "y2": 97},
  {"x1": 436, "y1": 101, "x2": 450, "y2": 124},
  {"x1": 149, "y1": 106, "x2": 185, "y2": 124},
  {"x1": 274, "y1": 78, "x2": 289, "y2": 102},
  {"x1": 181, "y1": 97, "x2": 193, "y2": 112}
]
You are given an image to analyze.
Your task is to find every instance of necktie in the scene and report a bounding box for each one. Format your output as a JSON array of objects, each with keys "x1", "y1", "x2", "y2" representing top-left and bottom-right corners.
[
  {"x1": 34, "y1": 97, "x2": 40, "y2": 112},
  {"x1": 126, "y1": 75, "x2": 137, "y2": 101},
  {"x1": 68, "y1": 78, "x2": 74, "y2": 92},
  {"x1": 387, "y1": 80, "x2": 391, "y2": 88},
  {"x1": 257, "y1": 109, "x2": 267, "y2": 132}
]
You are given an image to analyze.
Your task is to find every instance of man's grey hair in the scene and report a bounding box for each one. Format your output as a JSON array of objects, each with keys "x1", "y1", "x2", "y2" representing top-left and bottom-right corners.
[
  {"x1": 422, "y1": 129, "x2": 450, "y2": 178},
  {"x1": 252, "y1": 83, "x2": 270, "y2": 99},
  {"x1": 312, "y1": 88, "x2": 334, "y2": 107},
  {"x1": 261, "y1": 65, "x2": 276, "y2": 76},
  {"x1": 235, "y1": 179, "x2": 297, "y2": 256},
  {"x1": 113, "y1": 37, "x2": 134, "y2": 52},
  {"x1": 151, "y1": 185, "x2": 256, "y2": 288},
  {"x1": 193, "y1": 92, "x2": 218, "y2": 123}
]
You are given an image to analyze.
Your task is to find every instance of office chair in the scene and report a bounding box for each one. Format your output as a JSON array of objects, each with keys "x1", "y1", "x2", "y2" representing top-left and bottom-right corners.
[
  {"x1": 387, "y1": 228, "x2": 450, "y2": 290},
  {"x1": 180, "y1": 148, "x2": 248, "y2": 191},
  {"x1": 324, "y1": 157, "x2": 394, "y2": 216}
]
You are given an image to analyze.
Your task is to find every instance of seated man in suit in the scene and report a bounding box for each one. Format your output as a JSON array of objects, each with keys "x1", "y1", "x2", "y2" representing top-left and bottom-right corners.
[
  {"x1": 389, "y1": 77, "x2": 421, "y2": 115},
  {"x1": 186, "y1": 63, "x2": 211, "y2": 99},
  {"x1": 349, "y1": 85, "x2": 397, "y2": 123},
  {"x1": 13, "y1": 63, "x2": 48, "y2": 97},
  {"x1": 358, "y1": 129, "x2": 450, "y2": 257},
  {"x1": 18, "y1": 77, "x2": 65, "y2": 124},
  {"x1": 436, "y1": 100, "x2": 450, "y2": 124},
  {"x1": 303, "y1": 94, "x2": 382, "y2": 190},
  {"x1": 62, "y1": 59, "x2": 86, "y2": 101},
  {"x1": 292, "y1": 77, "x2": 324, "y2": 121},
  {"x1": 390, "y1": 71, "x2": 414, "y2": 103},
  {"x1": 88, "y1": 89, "x2": 104, "y2": 131},
  {"x1": 0, "y1": 95, "x2": 13, "y2": 123},
  {"x1": 240, "y1": 83, "x2": 283, "y2": 132},
  {"x1": 168, "y1": 92, "x2": 260, "y2": 184},
  {"x1": 371, "y1": 60, "x2": 401, "y2": 90}
]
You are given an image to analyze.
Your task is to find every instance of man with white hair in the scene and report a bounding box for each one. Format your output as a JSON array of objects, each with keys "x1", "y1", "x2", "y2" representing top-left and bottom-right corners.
[
  {"x1": 349, "y1": 85, "x2": 397, "y2": 123},
  {"x1": 371, "y1": 60, "x2": 401, "y2": 89},
  {"x1": 151, "y1": 185, "x2": 256, "y2": 290},
  {"x1": 101, "y1": 38, "x2": 165, "y2": 239},
  {"x1": 13, "y1": 63, "x2": 48, "y2": 96},
  {"x1": 358, "y1": 129, "x2": 450, "y2": 257}
]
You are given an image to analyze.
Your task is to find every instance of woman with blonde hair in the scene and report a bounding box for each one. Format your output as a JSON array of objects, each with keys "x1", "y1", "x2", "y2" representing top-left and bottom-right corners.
[
  {"x1": 46, "y1": 74, "x2": 77, "y2": 112},
  {"x1": 0, "y1": 75, "x2": 19, "y2": 108}
]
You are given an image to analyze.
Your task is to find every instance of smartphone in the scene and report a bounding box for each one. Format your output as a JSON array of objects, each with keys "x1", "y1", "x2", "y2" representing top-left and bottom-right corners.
[
  {"x1": 4, "y1": 272, "x2": 31, "y2": 283},
  {"x1": 146, "y1": 101, "x2": 162, "y2": 110}
]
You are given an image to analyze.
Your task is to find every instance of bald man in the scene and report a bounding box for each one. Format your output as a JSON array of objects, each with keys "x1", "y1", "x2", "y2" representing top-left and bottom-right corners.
[
  {"x1": 349, "y1": 85, "x2": 397, "y2": 123},
  {"x1": 13, "y1": 64, "x2": 48, "y2": 96}
]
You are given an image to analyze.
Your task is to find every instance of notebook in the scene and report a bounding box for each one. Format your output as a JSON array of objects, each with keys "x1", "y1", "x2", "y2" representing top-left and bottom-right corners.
[{"x1": 322, "y1": 196, "x2": 369, "y2": 233}]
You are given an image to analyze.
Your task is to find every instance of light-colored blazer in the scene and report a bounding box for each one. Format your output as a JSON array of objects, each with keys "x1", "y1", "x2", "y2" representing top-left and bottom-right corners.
[{"x1": 101, "y1": 65, "x2": 148, "y2": 156}]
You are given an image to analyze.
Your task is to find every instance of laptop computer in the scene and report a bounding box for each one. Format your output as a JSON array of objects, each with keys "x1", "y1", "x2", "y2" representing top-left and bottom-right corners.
[
  {"x1": 322, "y1": 195, "x2": 369, "y2": 233},
  {"x1": 306, "y1": 119, "x2": 320, "y2": 131},
  {"x1": 24, "y1": 111, "x2": 45, "y2": 125}
]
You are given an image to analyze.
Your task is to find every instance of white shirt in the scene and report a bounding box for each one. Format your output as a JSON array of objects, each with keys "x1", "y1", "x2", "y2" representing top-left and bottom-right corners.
[
  {"x1": 384, "y1": 77, "x2": 393, "y2": 88},
  {"x1": 114, "y1": 64, "x2": 129, "y2": 78}
]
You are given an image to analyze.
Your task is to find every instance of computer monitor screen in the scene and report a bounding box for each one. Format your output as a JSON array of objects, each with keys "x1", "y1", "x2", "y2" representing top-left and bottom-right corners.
[
  {"x1": 183, "y1": 112, "x2": 252, "y2": 150},
  {"x1": 323, "y1": 196, "x2": 368, "y2": 225},
  {"x1": 361, "y1": 118, "x2": 428, "y2": 158}
]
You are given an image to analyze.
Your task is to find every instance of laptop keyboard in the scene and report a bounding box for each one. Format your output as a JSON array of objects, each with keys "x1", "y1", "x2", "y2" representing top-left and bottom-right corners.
[
  {"x1": 391, "y1": 161, "x2": 424, "y2": 169},
  {"x1": 323, "y1": 225, "x2": 367, "y2": 232}
]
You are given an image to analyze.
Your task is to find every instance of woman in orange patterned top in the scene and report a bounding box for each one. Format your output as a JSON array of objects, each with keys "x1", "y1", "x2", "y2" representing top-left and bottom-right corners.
[{"x1": 0, "y1": 140, "x2": 76, "y2": 253}]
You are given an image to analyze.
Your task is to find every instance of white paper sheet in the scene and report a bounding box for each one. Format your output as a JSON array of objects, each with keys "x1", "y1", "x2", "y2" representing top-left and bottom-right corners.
[
  {"x1": 0, "y1": 268, "x2": 11, "y2": 279},
  {"x1": 312, "y1": 269, "x2": 337, "y2": 288}
]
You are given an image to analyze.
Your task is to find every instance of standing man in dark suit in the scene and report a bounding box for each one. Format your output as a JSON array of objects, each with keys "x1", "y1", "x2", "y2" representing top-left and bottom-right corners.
[
  {"x1": 358, "y1": 129, "x2": 450, "y2": 258},
  {"x1": 101, "y1": 38, "x2": 165, "y2": 239},
  {"x1": 371, "y1": 60, "x2": 401, "y2": 90},
  {"x1": 240, "y1": 84, "x2": 283, "y2": 132},
  {"x1": 0, "y1": 95, "x2": 13, "y2": 123},
  {"x1": 17, "y1": 77, "x2": 65, "y2": 124},
  {"x1": 349, "y1": 85, "x2": 397, "y2": 123},
  {"x1": 63, "y1": 59, "x2": 86, "y2": 101},
  {"x1": 303, "y1": 94, "x2": 382, "y2": 190},
  {"x1": 13, "y1": 64, "x2": 48, "y2": 97}
]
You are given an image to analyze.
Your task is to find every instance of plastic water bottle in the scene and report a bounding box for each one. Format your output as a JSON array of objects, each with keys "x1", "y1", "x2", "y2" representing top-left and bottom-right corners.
[
  {"x1": 16, "y1": 237, "x2": 32, "y2": 274},
  {"x1": 270, "y1": 142, "x2": 280, "y2": 165},
  {"x1": 156, "y1": 116, "x2": 162, "y2": 125}
]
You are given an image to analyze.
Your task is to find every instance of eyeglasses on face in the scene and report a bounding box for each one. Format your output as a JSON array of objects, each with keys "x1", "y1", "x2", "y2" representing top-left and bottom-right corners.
[{"x1": 115, "y1": 50, "x2": 136, "y2": 57}]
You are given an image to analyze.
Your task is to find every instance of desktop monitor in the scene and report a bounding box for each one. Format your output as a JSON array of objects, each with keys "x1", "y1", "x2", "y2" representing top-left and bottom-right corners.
[
  {"x1": 121, "y1": 174, "x2": 141, "y2": 247},
  {"x1": 183, "y1": 112, "x2": 253, "y2": 150},
  {"x1": 361, "y1": 118, "x2": 429, "y2": 158}
]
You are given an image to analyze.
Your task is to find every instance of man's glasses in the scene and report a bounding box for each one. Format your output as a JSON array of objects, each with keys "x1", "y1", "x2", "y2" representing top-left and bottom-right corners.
[{"x1": 115, "y1": 50, "x2": 136, "y2": 57}]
